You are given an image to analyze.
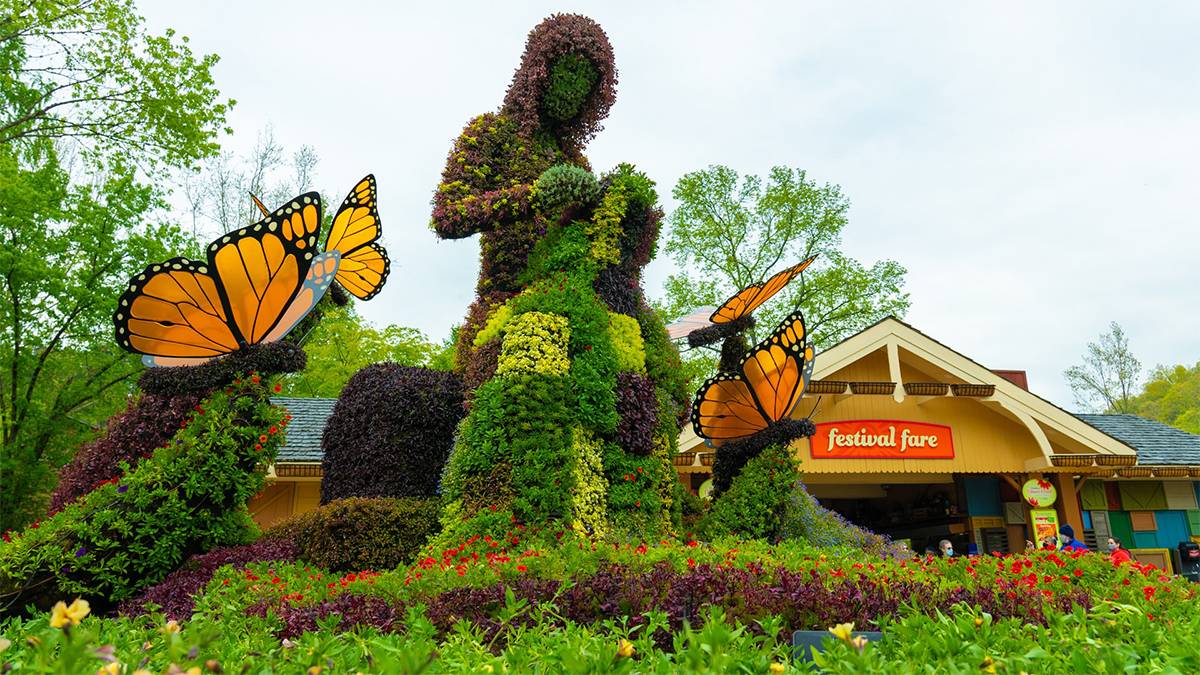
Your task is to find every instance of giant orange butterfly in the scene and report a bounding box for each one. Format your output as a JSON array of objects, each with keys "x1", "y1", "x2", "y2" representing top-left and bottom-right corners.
[
  {"x1": 115, "y1": 193, "x2": 340, "y2": 367},
  {"x1": 691, "y1": 311, "x2": 815, "y2": 445},
  {"x1": 709, "y1": 256, "x2": 816, "y2": 324},
  {"x1": 253, "y1": 175, "x2": 390, "y2": 300}
]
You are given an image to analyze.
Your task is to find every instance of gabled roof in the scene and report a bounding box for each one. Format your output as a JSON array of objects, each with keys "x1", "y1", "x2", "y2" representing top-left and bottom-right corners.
[
  {"x1": 269, "y1": 397, "x2": 336, "y2": 463},
  {"x1": 807, "y1": 317, "x2": 1137, "y2": 462},
  {"x1": 1076, "y1": 414, "x2": 1200, "y2": 466}
]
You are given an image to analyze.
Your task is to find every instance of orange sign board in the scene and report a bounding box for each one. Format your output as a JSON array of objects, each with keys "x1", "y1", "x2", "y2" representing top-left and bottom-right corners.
[{"x1": 811, "y1": 420, "x2": 955, "y2": 459}]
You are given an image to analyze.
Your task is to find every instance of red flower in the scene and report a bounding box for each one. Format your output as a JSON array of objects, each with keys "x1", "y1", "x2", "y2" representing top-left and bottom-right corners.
[
  {"x1": 254, "y1": 444, "x2": 263, "y2": 451},
  {"x1": 274, "y1": 384, "x2": 282, "y2": 393},
  {"x1": 516, "y1": 564, "x2": 527, "y2": 572},
  {"x1": 687, "y1": 558, "x2": 696, "y2": 567},
  {"x1": 1072, "y1": 569, "x2": 1083, "y2": 578},
  {"x1": 251, "y1": 375, "x2": 261, "y2": 384},
  {"x1": 259, "y1": 435, "x2": 268, "y2": 442},
  {"x1": 269, "y1": 426, "x2": 278, "y2": 434}
]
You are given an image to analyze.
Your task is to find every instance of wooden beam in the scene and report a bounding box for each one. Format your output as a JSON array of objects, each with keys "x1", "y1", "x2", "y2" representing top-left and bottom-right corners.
[
  {"x1": 999, "y1": 474, "x2": 1023, "y2": 493},
  {"x1": 887, "y1": 341, "x2": 904, "y2": 403}
]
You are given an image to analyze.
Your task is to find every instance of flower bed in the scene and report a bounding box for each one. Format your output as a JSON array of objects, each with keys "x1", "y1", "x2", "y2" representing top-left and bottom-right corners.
[{"x1": 3, "y1": 535, "x2": 1198, "y2": 671}]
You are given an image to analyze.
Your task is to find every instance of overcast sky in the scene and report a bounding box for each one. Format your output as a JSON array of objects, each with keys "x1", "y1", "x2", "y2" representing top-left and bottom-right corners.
[{"x1": 139, "y1": 1, "x2": 1200, "y2": 409}]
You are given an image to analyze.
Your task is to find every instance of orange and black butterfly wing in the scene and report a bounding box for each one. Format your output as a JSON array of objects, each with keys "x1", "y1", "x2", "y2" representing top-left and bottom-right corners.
[
  {"x1": 260, "y1": 251, "x2": 340, "y2": 343},
  {"x1": 337, "y1": 243, "x2": 390, "y2": 300},
  {"x1": 691, "y1": 373, "x2": 771, "y2": 446},
  {"x1": 325, "y1": 175, "x2": 390, "y2": 299},
  {"x1": 709, "y1": 256, "x2": 816, "y2": 324},
  {"x1": 208, "y1": 192, "x2": 323, "y2": 346},
  {"x1": 740, "y1": 311, "x2": 813, "y2": 423},
  {"x1": 115, "y1": 257, "x2": 240, "y2": 366}
]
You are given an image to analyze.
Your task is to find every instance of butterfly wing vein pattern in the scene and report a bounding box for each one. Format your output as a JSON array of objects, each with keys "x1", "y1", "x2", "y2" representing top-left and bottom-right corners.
[{"x1": 692, "y1": 311, "x2": 814, "y2": 445}]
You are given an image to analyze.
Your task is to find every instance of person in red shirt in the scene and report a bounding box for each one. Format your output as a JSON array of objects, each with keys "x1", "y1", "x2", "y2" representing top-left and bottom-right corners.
[{"x1": 1108, "y1": 537, "x2": 1132, "y2": 564}]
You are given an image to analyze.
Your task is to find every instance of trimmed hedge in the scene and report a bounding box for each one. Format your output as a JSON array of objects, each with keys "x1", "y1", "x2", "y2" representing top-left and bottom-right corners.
[
  {"x1": 320, "y1": 364, "x2": 464, "y2": 504},
  {"x1": 267, "y1": 497, "x2": 441, "y2": 572}
]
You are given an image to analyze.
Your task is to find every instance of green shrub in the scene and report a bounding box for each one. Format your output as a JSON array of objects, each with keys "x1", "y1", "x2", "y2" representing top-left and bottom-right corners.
[
  {"x1": 268, "y1": 497, "x2": 441, "y2": 572},
  {"x1": 698, "y1": 443, "x2": 797, "y2": 540},
  {"x1": 533, "y1": 163, "x2": 600, "y2": 216},
  {"x1": 0, "y1": 376, "x2": 283, "y2": 614}
]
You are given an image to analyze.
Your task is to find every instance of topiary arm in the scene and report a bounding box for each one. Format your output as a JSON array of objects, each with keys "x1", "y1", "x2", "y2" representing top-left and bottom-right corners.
[{"x1": 431, "y1": 116, "x2": 537, "y2": 239}]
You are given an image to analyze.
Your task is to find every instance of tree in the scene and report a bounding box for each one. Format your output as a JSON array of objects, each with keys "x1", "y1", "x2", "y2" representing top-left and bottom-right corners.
[
  {"x1": 0, "y1": 0, "x2": 231, "y2": 168},
  {"x1": 1128, "y1": 362, "x2": 1200, "y2": 433},
  {"x1": 0, "y1": 0, "x2": 230, "y2": 529},
  {"x1": 1064, "y1": 322, "x2": 1141, "y2": 413},
  {"x1": 661, "y1": 165, "x2": 909, "y2": 376},
  {"x1": 0, "y1": 145, "x2": 193, "y2": 528},
  {"x1": 182, "y1": 127, "x2": 318, "y2": 242},
  {"x1": 281, "y1": 305, "x2": 443, "y2": 399}
]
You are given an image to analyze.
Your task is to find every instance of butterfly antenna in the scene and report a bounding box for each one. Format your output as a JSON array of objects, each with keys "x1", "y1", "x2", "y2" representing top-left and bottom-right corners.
[
  {"x1": 806, "y1": 395, "x2": 823, "y2": 419},
  {"x1": 250, "y1": 193, "x2": 270, "y2": 217}
]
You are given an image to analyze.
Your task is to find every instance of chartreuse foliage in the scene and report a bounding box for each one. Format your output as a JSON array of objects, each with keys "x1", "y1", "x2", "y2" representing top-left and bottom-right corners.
[
  {"x1": 0, "y1": 376, "x2": 284, "y2": 613},
  {"x1": 440, "y1": 163, "x2": 686, "y2": 542}
]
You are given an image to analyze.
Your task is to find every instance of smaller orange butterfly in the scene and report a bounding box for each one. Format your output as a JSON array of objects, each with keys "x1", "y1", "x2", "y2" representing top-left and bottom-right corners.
[{"x1": 709, "y1": 256, "x2": 815, "y2": 325}]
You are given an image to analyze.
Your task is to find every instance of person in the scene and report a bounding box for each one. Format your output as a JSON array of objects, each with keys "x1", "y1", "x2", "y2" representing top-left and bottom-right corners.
[
  {"x1": 1107, "y1": 537, "x2": 1132, "y2": 564},
  {"x1": 938, "y1": 539, "x2": 954, "y2": 557},
  {"x1": 1059, "y1": 524, "x2": 1089, "y2": 552}
]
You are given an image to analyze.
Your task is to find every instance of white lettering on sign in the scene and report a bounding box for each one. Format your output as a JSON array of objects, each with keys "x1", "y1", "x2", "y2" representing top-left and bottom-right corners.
[{"x1": 825, "y1": 425, "x2": 941, "y2": 454}]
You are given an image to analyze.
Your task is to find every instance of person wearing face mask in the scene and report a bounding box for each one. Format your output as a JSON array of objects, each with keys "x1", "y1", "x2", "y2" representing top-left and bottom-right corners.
[
  {"x1": 1107, "y1": 537, "x2": 1132, "y2": 564},
  {"x1": 1059, "y1": 524, "x2": 1089, "y2": 552},
  {"x1": 938, "y1": 539, "x2": 954, "y2": 557}
]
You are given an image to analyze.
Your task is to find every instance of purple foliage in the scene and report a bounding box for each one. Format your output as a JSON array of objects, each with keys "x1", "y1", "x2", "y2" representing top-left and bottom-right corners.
[
  {"x1": 259, "y1": 592, "x2": 404, "y2": 639},
  {"x1": 50, "y1": 391, "x2": 206, "y2": 513},
  {"x1": 264, "y1": 561, "x2": 1091, "y2": 644},
  {"x1": 138, "y1": 342, "x2": 306, "y2": 396},
  {"x1": 502, "y1": 14, "x2": 617, "y2": 152},
  {"x1": 321, "y1": 364, "x2": 465, "y2": 503},
  {"x1": 614, "y1": 372, "x2": 657, "y2": 455},
  {"x1": 119, "y1": 538, "x2": 298, "y2": 620}
]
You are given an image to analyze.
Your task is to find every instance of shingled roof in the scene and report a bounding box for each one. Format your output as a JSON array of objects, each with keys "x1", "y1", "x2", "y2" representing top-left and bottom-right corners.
[
  {"x1": 270, "y1": 397, "x2": 336, "y2": 463},
  {"x1": 1076, "y1": 414, "x2": 1200, "y2": 466}
]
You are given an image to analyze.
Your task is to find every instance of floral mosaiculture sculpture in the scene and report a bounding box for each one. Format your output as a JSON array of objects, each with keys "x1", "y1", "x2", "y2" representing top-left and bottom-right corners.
[
  {"x1": 434, "y1": 14, "x2": 691, "y2": 538},
  {"x1": 326, "y1": 14, "x2": 690, "y2": 540}
]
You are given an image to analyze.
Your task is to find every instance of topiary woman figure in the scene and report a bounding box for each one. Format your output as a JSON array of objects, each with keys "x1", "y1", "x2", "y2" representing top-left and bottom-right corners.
[
  {"x1": 324, "y1": 15, "x2": 689, "y2": 540},
  {"x1": 429, "y1": 15, "x2": 689, "y2": 540}
]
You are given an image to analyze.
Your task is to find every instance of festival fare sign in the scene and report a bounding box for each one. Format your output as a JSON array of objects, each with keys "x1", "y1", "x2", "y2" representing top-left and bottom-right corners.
[
  {"x1": 1030, "y1": 509, "x2": 1060, "y2": 548},
  {"x1": 810, "y1": 420, "x2": 955, "y2": 459}
]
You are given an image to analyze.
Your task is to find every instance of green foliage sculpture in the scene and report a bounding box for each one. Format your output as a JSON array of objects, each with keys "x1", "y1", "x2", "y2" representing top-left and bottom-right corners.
[{"x1": 422, "y1": 15, "x2": 689, "y2": 539}]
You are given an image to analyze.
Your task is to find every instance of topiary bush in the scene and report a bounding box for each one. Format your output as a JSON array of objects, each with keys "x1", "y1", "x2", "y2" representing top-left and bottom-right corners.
[
  {"x1": 49, "y1": 390, "x2": 208, "y2": 513},
  {"x1": 320, "y1": 364, "x2": 464, "y2": 504},
  {"x1": 267, "y1": 497, "x2": 441, "y2": 572},
  {"x1": 0, "y1": 375, "x2": 286, "y2": 614},
  {"x1": 698, "y1": 443, "x2": 798, "y2": 541}
]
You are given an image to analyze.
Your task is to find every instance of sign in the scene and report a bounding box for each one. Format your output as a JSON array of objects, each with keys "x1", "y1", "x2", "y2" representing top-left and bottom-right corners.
[
  {"x1": 1030, "y1": 509, "x2": 1060, "y2": 549},
  {"x1": 810, "y1": 420, "x2": 954, "y2": 459},
  {"x1": 1021, "y1": 478, "x2": 1057, "y2": 507}
]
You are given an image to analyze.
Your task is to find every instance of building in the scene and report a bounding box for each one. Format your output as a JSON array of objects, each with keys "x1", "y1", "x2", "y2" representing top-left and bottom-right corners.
[{"x1": 251, "y1": 317, "x2": 1200, "y2": 569}]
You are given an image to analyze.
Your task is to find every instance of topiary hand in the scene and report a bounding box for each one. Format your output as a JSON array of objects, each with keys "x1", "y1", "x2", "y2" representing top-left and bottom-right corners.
[{"x1": 534, "y1": 164, "x2": 600, "y2": 217}]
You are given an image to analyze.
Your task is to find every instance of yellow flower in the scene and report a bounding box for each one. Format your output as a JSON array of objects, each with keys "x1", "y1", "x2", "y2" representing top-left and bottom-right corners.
[
  {"x1": 828, "y1": 622, "x2": 854, "y2": 642},
  {"x1": 616, "y1": 638, "x2": 635, "y2": 658},
  {"x1": 0, "y1": 637, "x2": 9, "y2": 653},
  {"x1": 769, "y1": 663, "x2": 787, "y2": 674},
  {"x1": 307, "y1": 667, "x2": 322, "y2": 675},
  {"x1": 850, "y1": 635, "x2": 869, "y2": 652},
  {"x1": 96, "y1": 663, "x2": 122, "y2": 675},
  {"x1": 49, "y1": 598, "x2": 90, "y2": 628},
  {"x1": 163, "y1": 619, "x2": 181, "y2": 634},
  {"x1": 974, "y1": 617, "x2": 984, "y2": 628}
]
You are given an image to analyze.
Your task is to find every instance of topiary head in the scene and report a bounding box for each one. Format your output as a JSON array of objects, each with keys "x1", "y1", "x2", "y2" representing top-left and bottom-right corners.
[
  {"x1": 503, "y1": 14, "x2": 617, "y2": 151},
  {"x1": 543, "y1": 54, "x2": 599, "y2": 123}
]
